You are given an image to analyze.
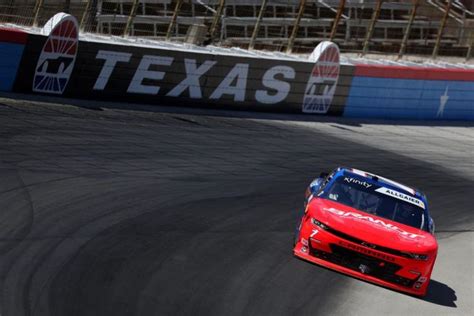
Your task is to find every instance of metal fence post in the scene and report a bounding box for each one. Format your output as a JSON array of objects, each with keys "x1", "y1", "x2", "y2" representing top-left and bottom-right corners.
[
  {"x1": 80, "y1": 0, "x2": 93, "y2": 31},
  {"x1": 286, "y1": 0, "x2": 306, "y2": 54},
  {"x1": 124, "y1": 0, "x2": 140, "y2": 36},
  {"x1": 398, "y1": 0, "x2": 419, "y2": 59},
  {"x1": 209, "y1": 0, "x2": 226, "y2": 42},
  {"x1": 166, "y1": 0, "x2": 184, "y2": 41},
  {"x1": 362, "y1": 0, "x2": 383, "y2": 56},
  {"x1": 330, "y1": 0, "x2": 346, "y2": 41},
  {"x1": 432, "y1": 0, "x2": 453, "y2": 59},
  {"x1": 249, "y1": 0, "x2": 268, "y2": 50},
  {"x1": 32, "y1": 0, "x2": 44, "y2": 27}
]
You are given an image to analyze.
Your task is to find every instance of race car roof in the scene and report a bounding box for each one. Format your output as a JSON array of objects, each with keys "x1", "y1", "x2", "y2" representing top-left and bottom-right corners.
[{"x1": 336, "y1": 167, "x2": 424, "y2": 199}]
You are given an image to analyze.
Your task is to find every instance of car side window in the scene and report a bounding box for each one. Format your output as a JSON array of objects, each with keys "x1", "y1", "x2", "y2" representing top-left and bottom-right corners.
[{"x1": 317, "y1": 172, "x2": 334, "y2": 195}]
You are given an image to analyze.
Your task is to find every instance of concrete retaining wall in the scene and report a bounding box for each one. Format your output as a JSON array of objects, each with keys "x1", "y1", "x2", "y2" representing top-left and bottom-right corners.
[{"x1": 1, "y1": 26, "x2": 473, "y2": 120}]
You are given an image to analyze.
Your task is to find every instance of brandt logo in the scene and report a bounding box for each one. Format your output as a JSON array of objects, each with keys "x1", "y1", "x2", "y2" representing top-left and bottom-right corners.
[
  {"x1": 302, "y1": 41, "x2": 340, "y2": 114},
  {"x1": 324, "y1": 207, "x2": 425, "y2": 239},
  {"x1": 33, "y1": 13, "x2": 79, "y2": 95}
]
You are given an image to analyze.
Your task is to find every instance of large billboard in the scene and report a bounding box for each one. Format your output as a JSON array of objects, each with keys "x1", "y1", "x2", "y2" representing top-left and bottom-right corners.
[{"x1": 13, "y1": 21, "x2": 353, "y2": 115}]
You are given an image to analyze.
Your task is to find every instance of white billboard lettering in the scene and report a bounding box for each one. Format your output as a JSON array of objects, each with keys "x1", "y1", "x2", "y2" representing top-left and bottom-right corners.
[
  {"x1": 255, "y1": 65, "x2": 295, "y2": 104},
  {"x1": 167, "y1": 59, "x2": 216, "y2": 98},
  {"x1": 85, "y1": 50, "x2": 344, "y2": 106},
  {"x1": 128, "y1": 55, "x2": 174, "y2": 95},
  {"x1": 94, "y1": 50, "x2": 132, "y2": 90},
  {"x1": 210, "y1": 63, "x2": 249, "y2": 102}
]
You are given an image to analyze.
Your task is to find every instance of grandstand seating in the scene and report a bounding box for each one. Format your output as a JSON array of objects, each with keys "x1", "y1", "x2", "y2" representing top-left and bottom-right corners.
[{"x1": 91, "y1": 0, "x2": 473, "y2": 55}]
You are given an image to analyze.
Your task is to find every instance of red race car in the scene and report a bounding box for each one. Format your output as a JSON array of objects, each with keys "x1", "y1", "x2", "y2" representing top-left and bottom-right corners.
[{"x1": 293, "y1": 167, "x2": 438, "y2": 296}]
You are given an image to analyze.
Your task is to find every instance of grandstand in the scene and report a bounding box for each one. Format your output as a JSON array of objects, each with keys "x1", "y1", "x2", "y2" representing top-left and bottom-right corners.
[
  {"x1": 93, "y1": 0, "x2": 473, "y2": 56},
  {"x1": 1, "y1": 0, "x2": 473, "y2": 58}
]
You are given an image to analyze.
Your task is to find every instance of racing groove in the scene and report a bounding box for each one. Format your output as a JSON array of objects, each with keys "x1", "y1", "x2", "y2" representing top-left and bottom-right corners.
[{"x1": 0, "y1": 98, "x2": 472, "y2": 316}]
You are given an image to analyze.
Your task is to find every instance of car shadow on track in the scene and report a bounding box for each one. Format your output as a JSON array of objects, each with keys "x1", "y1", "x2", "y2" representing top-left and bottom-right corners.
[
  {"x1": 422, "y1": 280, "x2": 457, "y2": 307},
  {"x1": 294, "y1": 255, "x2": 457, "y2": 307}
]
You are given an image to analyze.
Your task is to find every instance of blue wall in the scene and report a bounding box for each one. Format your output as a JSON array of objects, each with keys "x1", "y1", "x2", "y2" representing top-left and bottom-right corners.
[
  {"x1": 0, "y1": 42, "x2": 25, "y2": 91},
  {"x1": 344, "y1": 76, "x2": 474, "y2": 120}
]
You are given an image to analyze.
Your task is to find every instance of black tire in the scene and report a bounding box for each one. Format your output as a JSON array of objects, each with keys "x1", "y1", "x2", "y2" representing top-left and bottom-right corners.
[{"x1": 293, "y1": 221, "x2": 301, "y2": 246}]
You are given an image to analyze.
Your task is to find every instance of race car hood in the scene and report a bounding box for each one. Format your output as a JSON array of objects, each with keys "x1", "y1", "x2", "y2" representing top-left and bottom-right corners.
[{"x1": 309, "y1": 198, "x2": 437, "y2": 253}]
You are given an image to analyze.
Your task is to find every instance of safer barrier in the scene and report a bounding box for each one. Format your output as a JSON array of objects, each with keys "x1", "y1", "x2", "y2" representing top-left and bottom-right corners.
[
  {"x1": 345, "y1": 64, "x2": 474, "y2": 120},
  {"x1": 0, "y1": 14, "x2": 473, "y2": 120},
  {"x1": 9, "y1": 12, "x2": 353, "y2": 116},
  {"x1": 14, "y1": 35, "x2": 353, "y2": 115}
]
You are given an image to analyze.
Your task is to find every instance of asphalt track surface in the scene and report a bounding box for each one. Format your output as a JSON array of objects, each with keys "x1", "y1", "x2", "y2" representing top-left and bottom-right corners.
[{"x1": 0, "y1": 95, "x2": 472, "y2": 316}]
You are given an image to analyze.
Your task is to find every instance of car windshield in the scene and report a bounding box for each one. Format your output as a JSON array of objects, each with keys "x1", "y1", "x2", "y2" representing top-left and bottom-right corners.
[{"x1": 320, "y1": 176, "x2": 425, "y2": 230}]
